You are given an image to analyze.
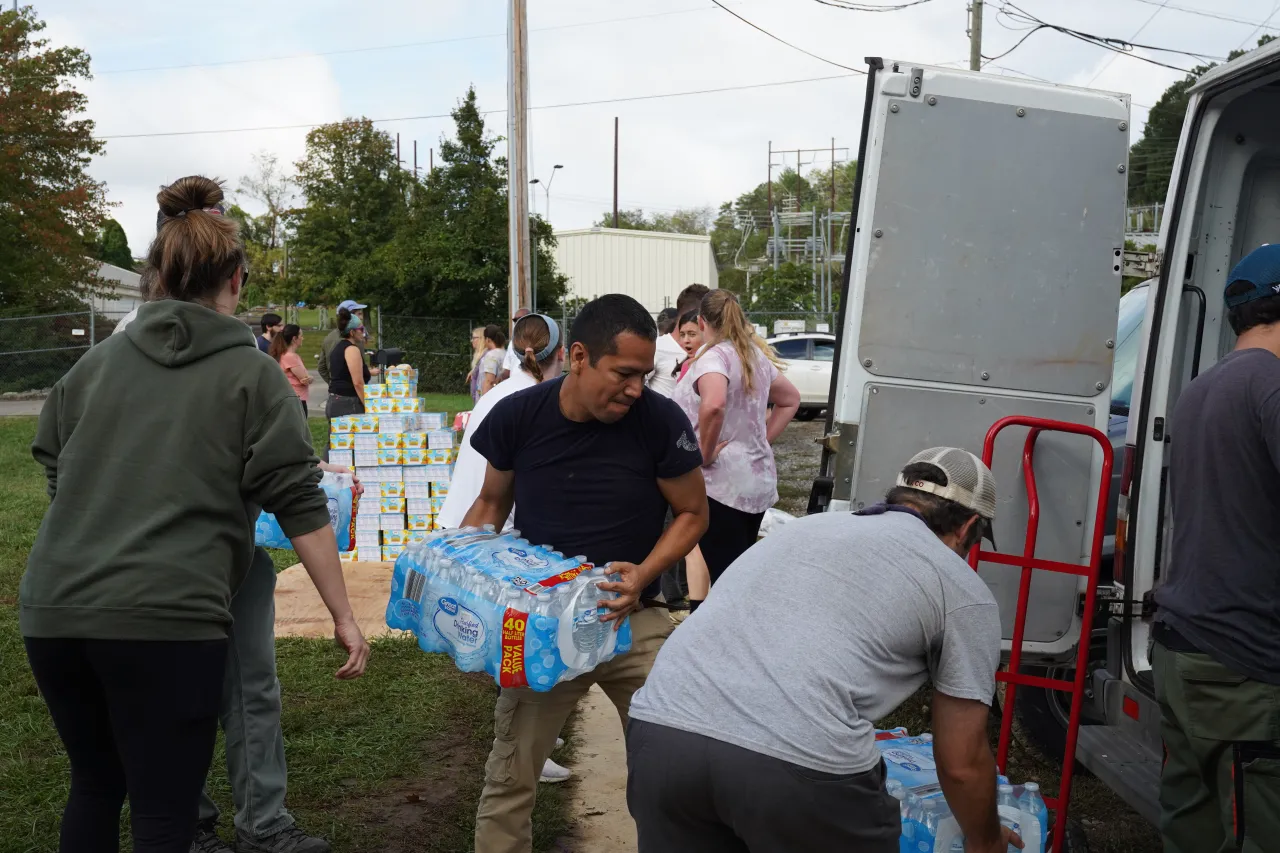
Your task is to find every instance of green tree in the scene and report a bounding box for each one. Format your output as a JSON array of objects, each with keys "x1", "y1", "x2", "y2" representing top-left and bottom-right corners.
[
  {"x1": 289, "y1": 119, "x2": 409, "y2": 306},
  {"x1": 96, "y1": 219, "x2": 134, "y2": 271},
  {"x1": 0, "y1": 7, "x2": 109, "y2": 315},
  {"x1": 1128, "y1": 34, "x2": 1276, "y2": 206},
  {"x1": 236, "y1": 151, "x2": 293, "y2": 301},
  {"x1": 744, "y1": 262, "x2": 820, "y2": 312},
  {"x1": 593, "y1": 206, "x2": 713, "y2": 235},
  {"x1": 379, "y1": 87, "x2": 567, "y2": 318}
]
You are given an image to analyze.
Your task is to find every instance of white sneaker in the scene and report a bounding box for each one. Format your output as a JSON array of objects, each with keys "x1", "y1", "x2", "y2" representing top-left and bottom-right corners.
[
  {"x1": 555, "y1": 737, "x2": 565, "y2": 749},
  {"x1": 539, "y1": 758, "x2": 572, "y2": 783}
]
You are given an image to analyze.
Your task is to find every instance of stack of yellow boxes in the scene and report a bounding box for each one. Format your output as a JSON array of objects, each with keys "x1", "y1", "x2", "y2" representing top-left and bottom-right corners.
[{"x1": 340, "y1": 364, "x2": 460, "y2": 563}]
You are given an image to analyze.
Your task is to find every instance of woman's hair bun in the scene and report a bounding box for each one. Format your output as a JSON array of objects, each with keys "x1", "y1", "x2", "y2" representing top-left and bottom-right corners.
[{"x1": 157, "y1": 176, "x2": 225, "y2": 218}]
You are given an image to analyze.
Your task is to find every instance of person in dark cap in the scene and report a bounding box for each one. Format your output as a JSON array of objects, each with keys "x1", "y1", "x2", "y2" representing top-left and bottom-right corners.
[{"x1": 1153, "y1": 242, "x2": 1280, "y2": 853}]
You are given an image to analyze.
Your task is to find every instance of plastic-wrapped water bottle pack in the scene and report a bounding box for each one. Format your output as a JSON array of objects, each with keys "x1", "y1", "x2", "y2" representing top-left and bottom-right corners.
[
  {"x1": 385, "y1": 528, "x2": 633, "y2": 691},
  {"x1": 877, "y1": 729, "x2": 1047, "y2": 853},
  {"x1": 255, "y1": 470, "x2": 355, "y2": 551}
]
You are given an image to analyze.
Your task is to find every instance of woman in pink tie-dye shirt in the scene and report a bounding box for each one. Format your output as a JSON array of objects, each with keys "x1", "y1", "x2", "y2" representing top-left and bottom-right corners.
[{"x1": 674, "y1": 290, "x2": 800, "y2": 608}]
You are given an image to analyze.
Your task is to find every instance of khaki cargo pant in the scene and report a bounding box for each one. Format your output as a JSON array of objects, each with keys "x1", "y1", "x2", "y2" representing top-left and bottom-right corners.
[
  {"x1": 473, "y1": 607, "x2": 673, "y2": 853},
  {"x1": 1153, "y1": 641, "x2": 1280, "y2": 853}
]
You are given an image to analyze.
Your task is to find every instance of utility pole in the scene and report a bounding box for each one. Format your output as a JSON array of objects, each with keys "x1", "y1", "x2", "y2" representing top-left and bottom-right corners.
[
  {"x1": 396, "y1": 133, "x2": 402, "y2": 170},
  {"x1": 430, "y1": 148, "x2": 434, "y2": 172},
  {"x1": 968, "y1": 0, "x2": 983, "y2": 72},
  {"x1": 413, "y1": 140, "x2": 418, "y2": 178},
  {"x1": 612, "y1": 117, "x2": 619, "y2": 228},
  {"x1": 829, "y1": 137, "x2": 836, "y2": 212},
  {"x1": 767, "y1": 140, "x2": 773, "y2": 216},
  {"x1": 507, "y1": 0, "x2": 532, "y2": 315}
]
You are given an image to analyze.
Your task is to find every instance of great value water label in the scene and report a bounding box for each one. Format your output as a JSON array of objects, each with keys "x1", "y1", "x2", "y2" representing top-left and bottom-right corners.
[
  {"x1": 882, "y1": 747, "x2": 935, "y2": 772},
  {"x1": 433, "y1": 597, "x2": 487, "y2": 652},
  {"x1": 496, "y1": 546, "x2": 551, "y2": 572}
]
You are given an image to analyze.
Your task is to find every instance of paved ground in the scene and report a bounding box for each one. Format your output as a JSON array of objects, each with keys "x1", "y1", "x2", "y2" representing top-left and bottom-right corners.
[{"x1": 0, "y1": 399, "x2": 45, "y2": 417}]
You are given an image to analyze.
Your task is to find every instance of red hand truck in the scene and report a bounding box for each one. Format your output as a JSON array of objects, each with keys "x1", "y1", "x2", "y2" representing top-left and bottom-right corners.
[{"x1": 967, "y1": 415, "x2": 1114, "y2": 853}]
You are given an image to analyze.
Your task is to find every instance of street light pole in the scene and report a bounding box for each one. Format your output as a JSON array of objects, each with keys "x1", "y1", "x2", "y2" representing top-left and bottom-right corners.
[{"x1": 545, "y1": 164, "x2": 563, "y2": 221}]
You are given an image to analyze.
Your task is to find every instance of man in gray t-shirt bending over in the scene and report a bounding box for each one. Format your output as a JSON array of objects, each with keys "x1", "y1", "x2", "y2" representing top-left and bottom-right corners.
[{"x1": 628, "y1": 447, "x2": 1018, "y2": 853}]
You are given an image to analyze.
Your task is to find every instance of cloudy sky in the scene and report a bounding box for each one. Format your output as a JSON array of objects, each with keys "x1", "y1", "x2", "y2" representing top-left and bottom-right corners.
[{"x1": 35, "y1": 0, "x2": 1280, "y2": 254}]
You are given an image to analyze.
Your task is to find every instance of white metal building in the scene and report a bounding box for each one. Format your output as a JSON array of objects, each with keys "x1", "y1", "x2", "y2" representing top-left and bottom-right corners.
[
  {"x1": 87, "y1": 261, "x2": 143, "y2": 314},
  {"x1": 552, "y1": 227, "x2": 718, "y2": 313}
]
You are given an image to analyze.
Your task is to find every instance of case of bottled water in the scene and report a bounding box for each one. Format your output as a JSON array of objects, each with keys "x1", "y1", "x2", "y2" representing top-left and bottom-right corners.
[
  {"x1": 385, "y1": 527, "x2": 634, "y2": 691},
  {"x1": 255, "y1": 470, "x2": 355, "y2": 551},
  {"x1": 878, "y1": 730, "x2": 1045, "y2": 853}
]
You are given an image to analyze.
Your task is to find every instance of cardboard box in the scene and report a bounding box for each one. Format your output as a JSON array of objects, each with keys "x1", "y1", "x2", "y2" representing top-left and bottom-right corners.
[
  {"x1": 367, "y1": 398, "x2": 396, "y2": 414},
  {"x1": 354, "y1": 450, "x2": 380, "y2": 468},
  {"x1": 379, "y1": 513, "x2": 405, "y2": 531},
  {"x1": 430, "y1": 481, "x2": 449, "y2": 497},
  {"x1": 378, "y1": 414, "x2": 407, "y2": 434},
  {"x1": 353, "y1": 434, "x2": 378, "y2": 452},
  {"x1": 429, "y1": 495, "x2": 447, "y2": 514},
  {"x1": 379, "y1": 482, "x2": 406, "y2": 499},
  {"x1": 406, "y1": 498, "x2": 431, "y2": 515},
  {"x1": 328, "y1": 433, "x2": 355, "y2": 450},
  {"x1": 338, "y1": 550, "x2": 358, "y2": 563},
  {"x1": 392, "y1": 397, "x2": 423, "y2": 413},
  {"x1": 430, "y1": 515, "x2": 442, "y2": 530},
  {"x1": 379, "y1": 465, "x2": 404, "y2": 482},
  {"x1": 406, "y1": 530, "x2": 430, "y2": 544},
  {"x1": 426, "y1": 448, "x2": 457, "y2": 464},
  {"x1": 420, "y1": 412, "x2": 448, "y2": 431},
  {"x1": 402, "y1": 466, "x2": 429, "y2": 483},
  {"x1": 377, "y1": 448, "x2": 405, "y2": 466},
  {"x1": 329, "y1": 416, "x2": 354, "y2": 434},
  {"x1": 354, "y1": 530, "x2": 381, "y2": 549},
  {"x1": 328, "y1": 449, "x2": 353, "y2": 468},
  {"x1": 407, "y1": 513, "x2": 432, "y2": 530},
  {"x1": 405, "y1": 482, "x2": 431, "y2": 499},
  {"x1": 427, "y1": 429, "x2": 456, "y2": 450},
  {"x1": 381, "y1": 529, "x2": 411, "y2": 546},
  {"x1": 355, "y1": 466, "x2": 381, "y2": 485},
  {"x1": 351, "y1": 415, "x2": 380, "y2": 433},
  {"x1": 402, "y1": 431, "x2": 428, "y2": 449},
  {"x1": 377, "y1": 433, "x2": 404, "y2": 450},
  {"x1": 365, "y1": 383, "x2": 387, "y2": 399},
  {"x1": 385, "y1": 366, "x2": 418, "y2": 382},
  {"x1": 357, "y1": 547, "x2": 381, "y2": 564},
  {"x1": 402, "y1": 448, "x2": 427, "y2": 466},
  {"x1": 381, "y1": 545, "x2": 405, "y2": 561},
  {"x1": 388, "y1": 381, "x2": 417, "y2": 398},
  {"x1": 379, "y1": 496, "x2": 406, "y2": 514},
  {"x1": 425, "y1": 464, "x2": 452, "y2": 482},
  {"x1": 355, "y1": 513, "x2": 380, "y2": 531}
]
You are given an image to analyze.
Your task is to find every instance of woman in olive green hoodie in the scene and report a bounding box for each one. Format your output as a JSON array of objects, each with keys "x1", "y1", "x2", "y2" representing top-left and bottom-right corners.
[{"x1": 20, "y1": 176, "x2": 370, "y2": 853}]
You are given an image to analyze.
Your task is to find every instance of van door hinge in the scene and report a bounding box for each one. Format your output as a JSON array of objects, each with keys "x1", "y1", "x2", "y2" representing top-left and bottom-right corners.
[
  {"x1": 1152, "y1": 417, "x2": 1165, "y2": 442},
  {"x1": 1122, "y1": 249, "x2": 1161, "y2": 278},
  {"x1": 1087, "y1": 586, "x2": 1156, "y2": 619},
  {"x1": 816, "y1": 430, "x2": 843, "y2": 453}
]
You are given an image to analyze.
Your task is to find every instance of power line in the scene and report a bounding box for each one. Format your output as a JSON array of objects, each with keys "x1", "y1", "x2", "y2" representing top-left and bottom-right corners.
[
  {"x1": 1127, "y1": 0, "x2": 1280, "y2": 31},
  {"x1": 1088, "y1": 0, "x2": 1168, "y2": 85},
  {"x1": 1237, "y1": 0, "x2": 1280, "y2": 50},
  {"x1": 8, "y1": 6, "x2": 718, "y2": 81},
  {"x1": 807, "y1": 0, "x2": 935, "y2": 10},
  {"x1": 708, "y1": 0, "x2": 865, "y2": 73},
  {"x1": 94, "y1": 73, "x2": 861, "y2": 140}
]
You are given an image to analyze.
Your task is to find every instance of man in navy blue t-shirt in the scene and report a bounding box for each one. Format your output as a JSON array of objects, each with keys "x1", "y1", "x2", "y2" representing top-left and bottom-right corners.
[{"x1": 465, "y1": 294, "x2": 708, "y2": 853}]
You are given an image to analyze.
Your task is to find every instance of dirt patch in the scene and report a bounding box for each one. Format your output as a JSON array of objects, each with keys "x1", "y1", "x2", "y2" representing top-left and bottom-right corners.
[
  {"x1": 553, "y1": 685, "x2": 635, "y2": 853},
  {"x1": 274, "y1": 561, "x2": 398, "y2": 639}
]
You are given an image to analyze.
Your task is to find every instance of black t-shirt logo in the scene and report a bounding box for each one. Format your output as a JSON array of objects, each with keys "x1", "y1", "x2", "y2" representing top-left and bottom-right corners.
[{"x1": 677, "y1": 431, "x2": 698, "y2": 453}]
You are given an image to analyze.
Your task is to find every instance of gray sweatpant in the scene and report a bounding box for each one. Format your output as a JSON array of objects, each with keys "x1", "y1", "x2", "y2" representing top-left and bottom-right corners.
[
  {"x1": 198, "y1": 547, "x2": 295, "y2": 838},
  {"x1": 626, "y1": 719, "x2": 899, "y2": 853}
]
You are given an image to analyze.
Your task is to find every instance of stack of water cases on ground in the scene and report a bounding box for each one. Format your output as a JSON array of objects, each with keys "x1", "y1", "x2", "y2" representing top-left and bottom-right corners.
[
  {"x1": 328, "y1": 364, "x2": 457, "y2": 562},
  {"x1": 877, "y1": 729, "x2": 1047, "y2": 853},
  {"x1": 255, "y1": 470, "x2": 355, "y2": 551},
  {"x1": 385, "y1": 528, "x2": 633, "y2": 691}
]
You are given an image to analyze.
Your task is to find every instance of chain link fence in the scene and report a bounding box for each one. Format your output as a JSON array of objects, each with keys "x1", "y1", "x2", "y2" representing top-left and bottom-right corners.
[
  {"x1": 379, "y1": 314, "x2": 488, "y2": 395},
  {"x1": 0, "y1": 312, "x2": 113, "y2": 395}
]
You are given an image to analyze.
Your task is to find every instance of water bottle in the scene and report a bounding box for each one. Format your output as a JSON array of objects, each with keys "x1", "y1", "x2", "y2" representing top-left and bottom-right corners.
[
  {"x1": 918, "y1": 800, "x2": 938, "y2": 852},
  {"x1": 1019, "y1": 782, "x2": 1048, "y2": 853},
  {"x1": 902, "y1": 793, "x2": 920, "y2": 852},
  {"x1": 997, "y1": 784, "x2": 1022, "y2": 853}
]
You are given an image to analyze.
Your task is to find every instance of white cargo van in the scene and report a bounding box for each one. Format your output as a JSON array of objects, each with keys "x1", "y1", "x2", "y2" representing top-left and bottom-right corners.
[{"x1": 811, "y1": 44, "x2": 1280, "y2": 843}]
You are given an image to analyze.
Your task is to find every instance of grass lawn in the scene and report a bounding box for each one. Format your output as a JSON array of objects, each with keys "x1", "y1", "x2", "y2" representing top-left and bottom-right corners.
[{"x1": 0, "y1": 417, "x2": 570, "y2": 852}]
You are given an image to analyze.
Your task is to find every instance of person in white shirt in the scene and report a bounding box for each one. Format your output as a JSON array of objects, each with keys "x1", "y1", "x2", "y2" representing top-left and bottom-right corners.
[
  {"x1": 647, "y1": 308, "x2": 684, "y2": 398},
  {"x1": 436, "y1": 313, "x2": 575, "y2": 786}
]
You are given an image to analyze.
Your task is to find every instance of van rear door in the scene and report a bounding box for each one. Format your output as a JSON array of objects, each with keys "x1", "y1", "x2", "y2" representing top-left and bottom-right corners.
[{"x1": 814, "y1": 60, "x2": 1128, "y2": 657}]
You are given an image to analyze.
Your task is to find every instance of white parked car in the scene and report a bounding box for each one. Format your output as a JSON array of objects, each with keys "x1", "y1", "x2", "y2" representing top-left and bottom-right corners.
[{"x1": 767, "y1": 333, "x2": 834, "y2": 421}]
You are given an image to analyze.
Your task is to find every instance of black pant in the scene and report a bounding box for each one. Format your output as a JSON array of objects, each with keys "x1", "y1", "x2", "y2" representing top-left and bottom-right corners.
[
  {"x1": 626, "y1": 719, "x2": 899, "y2": 852},
  {"x1": 700, "y1": 498, "x2": 765, "y2": 587},
  {"x1": 25, "y1": 637, "x2": 228, "y2": 853}
]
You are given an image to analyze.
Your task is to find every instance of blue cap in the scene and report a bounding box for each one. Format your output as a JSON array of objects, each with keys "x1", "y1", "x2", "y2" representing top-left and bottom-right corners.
[
  {"x1": 338, "y1": 299, "x2": 367, "y2": 312},
  {"x1": 1226, "y1": 244, "x2": 1280, "y2": 307}
]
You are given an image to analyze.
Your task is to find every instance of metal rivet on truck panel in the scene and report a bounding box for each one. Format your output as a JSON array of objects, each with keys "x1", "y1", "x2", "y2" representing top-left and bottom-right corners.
[
  {"x1": 890, "y1": 103, "x2": 899, "y2": 113},
  {"x1": 1016, "y1": 108, "x2": 1025, "y2": 117},
  {"x1": 1119, "y1": 121, "x2": 1128, "y2": 131},
  {"x1": 863, "y1": 358, "x2": 874, "y2": 367},
  {"x1": 980, "y1": 371, "x2": 990, "y2": 381},
  {"x1": 927, "y1": 96, "x2": 937, "y2": 106},
  {"x1": 1096, "y1": 381, "x2": 1106, "y2": 391},
  {"x1": 1106, "y1": 339, "x2": 1115, "y2": 348},
  {"x1": 1118, "y1": 164, "x2": 1127, "y2": 173},
  {"x1": 874, "y1": 229, "x2": 883, "y2": 238}
]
